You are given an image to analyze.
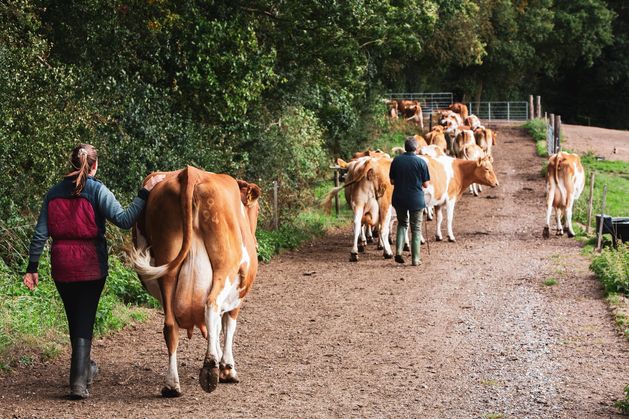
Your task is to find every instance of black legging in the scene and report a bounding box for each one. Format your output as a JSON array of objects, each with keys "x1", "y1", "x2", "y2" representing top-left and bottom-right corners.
[{"x1": 54, "y1": 278, "x2": 106, "y2": 340}]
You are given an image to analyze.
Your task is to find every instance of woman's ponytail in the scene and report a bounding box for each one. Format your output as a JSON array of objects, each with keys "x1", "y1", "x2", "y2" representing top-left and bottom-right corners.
[{"x1": 67, "y1": 144, "x2": 98, "y2": 196}]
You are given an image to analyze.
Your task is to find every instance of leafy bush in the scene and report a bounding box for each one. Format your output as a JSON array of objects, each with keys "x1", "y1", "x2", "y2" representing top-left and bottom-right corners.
[
  {"x1": 590, "y1": 244, "x2": 629, "y2": 295},
  {"x1": 523, "y1": 119, "x2": 548, "y2": 142}
]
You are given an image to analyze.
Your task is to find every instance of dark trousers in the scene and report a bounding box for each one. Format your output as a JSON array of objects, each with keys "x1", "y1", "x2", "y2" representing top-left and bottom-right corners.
[
  {"x1": 54, "y1": 278, "x2": 106, "y2": 340},
  {"x1": 395, "y1": 208, "x2": 423, "y2": 234}
]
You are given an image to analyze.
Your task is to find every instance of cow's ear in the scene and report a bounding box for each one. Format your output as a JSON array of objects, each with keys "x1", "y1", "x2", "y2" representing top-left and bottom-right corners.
[
  {"x1": 492, "y1": 131, "x2": 498, "y2": 145},
  {"x1": 337, "y1": 158, "x2": 348, "y2": 168},
  {"x1": 477, "y1": 158, "x2": 483, "y2": 167},
  {"x1": 247, "y1": 183, "x2": 261, "y2": 204},
  {"x1": 366, "y1": 168, "x2": 375, "y2": 181}
]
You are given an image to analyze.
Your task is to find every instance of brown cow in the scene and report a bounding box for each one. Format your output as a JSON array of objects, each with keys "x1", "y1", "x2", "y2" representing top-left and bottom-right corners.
[
  {"x1": 130, "y1": 167, "x2": 261, "y2": 397},
  {"x1": 397, "y1": 99, "x2": 424, "y2": 129},
  {"x1": 324, "y1": 156, "x2": 394, "y2": 261},
  {"x1": 543, "y1": 152, "x2": 585, "y2": 238}
]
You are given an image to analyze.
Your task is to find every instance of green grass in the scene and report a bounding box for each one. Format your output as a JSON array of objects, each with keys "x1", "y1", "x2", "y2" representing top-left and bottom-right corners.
[
  {"x1": 590, "y1": 244, "x2": 629, "y2": 295},
  {"x1": 543, "y1": 278, "x2": 558, "y2": 286},
  {"x1": 574, "y1": 154, "x2": 629, "y2": 226},
  {"x1": 0, "y1": 252, "x2": 156, "y2": 370}
]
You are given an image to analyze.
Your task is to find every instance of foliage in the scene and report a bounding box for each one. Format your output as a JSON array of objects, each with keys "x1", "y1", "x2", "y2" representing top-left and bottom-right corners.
[
  {"x1": 590, "y1": 244, "x2": 629, "y2": 296},
  {"x1": 256, "y1": 207, "x2": 350, "y2": 262},
  {"x1": 615, "y1": 384, "x2": 629, "y2": 414},
  {"x1": 0, "y1": 252, "x2": 153, "y2": 369}
]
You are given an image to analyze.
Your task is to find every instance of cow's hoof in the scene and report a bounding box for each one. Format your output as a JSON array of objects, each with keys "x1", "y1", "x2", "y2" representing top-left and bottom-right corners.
[
  {"x1": 447, "y1": 237, "x2": 456, "y2": 242},
  {"x1": 542, "y1": 227, "x2": 550, "y2": 239},
  {"x1": 383, "y1": 252, "x2": 393, "y2": 259},
  {"x1": 403, "y1": 243, "x2": 410, "y2": 252},
  {"x1": 376, "y1": 244, "x2": 384, "y2": 250},
  {"x1": 420, "y1": 239, "x2": 426, "y2": 245},
  {"x1": 350, "y1": 253, "x2": 358, "y2": 262},
  {"x1": 199, "y1": 362, "x2": 220, "y2": 393},
  {"x1": 358, "y1": 244, "x2": 365, "y2": 253},
  {"x1": 435, "y1": 236, "x2": 442, "y2": 242},
  {"x1": 567, "y1": 231, "x2": 575, "y2": 238},
  {"x1": 161, "y1": 387, "x2": 182, "y2": 398},
  {"x1": 556, "y1": 230, "x2": 564, "y2": 236},
  {"x1": 366, "y1": 236, "x2": 374, "y2": 244},
  {"x1": 219, "y1": 364, "x2": 240, "y2": 384},
  {"x1": 388, "y1": 237, "x2": 393, "y2": 245}
]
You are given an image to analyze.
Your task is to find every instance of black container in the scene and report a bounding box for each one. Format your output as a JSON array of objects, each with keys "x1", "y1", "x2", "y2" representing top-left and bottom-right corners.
[{"x1": 595, "y1": 215, "x2": 629, "y2": 247}]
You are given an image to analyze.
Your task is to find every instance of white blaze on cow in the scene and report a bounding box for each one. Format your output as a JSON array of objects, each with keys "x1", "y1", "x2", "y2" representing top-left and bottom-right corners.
[
  {"x1": 543, "y1": 152, "x2": 585, "y2": 238},
  {"x1": 129, "y1": 167, "x2": 261, "y2": 397}
]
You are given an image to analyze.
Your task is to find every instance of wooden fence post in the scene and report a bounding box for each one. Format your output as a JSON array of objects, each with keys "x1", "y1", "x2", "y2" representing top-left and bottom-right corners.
[
  {"x1": 596, "y1": 185, "x2": 608, "y2": 252},
  {"x1": 334, "y1": 170, "x2": 340, "y2": 217},
  {"x1": 536, "y1": 96, "x2": 541, "y2": 119},
  {"x1": 586, "y1": 172, "x2": 595, "y2": 235},
  {"x1": 529, "y1": 95, "x2": 534, "y2": 120},
  {"x1": 554, "y1": 114, "x2": 561, "y2": 153},
  {"x1": 273, "y1": 180, "x2": 279, "y2": 230},
  {"x1": 548, "y1": 113, "x2": 555, "y2": 155}
]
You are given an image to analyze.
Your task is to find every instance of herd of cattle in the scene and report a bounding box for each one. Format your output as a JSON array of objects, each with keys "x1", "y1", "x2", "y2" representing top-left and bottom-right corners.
[
  {"x1": 323, "y1": 102, "x2": 500, "y2": 261},
  {"x1": 125, "y1": 101, "x2": 585, "y2": 397}
]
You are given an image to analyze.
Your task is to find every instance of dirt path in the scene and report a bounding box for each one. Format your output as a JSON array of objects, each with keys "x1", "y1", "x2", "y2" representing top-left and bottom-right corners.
[
  {"x1": 562, "y1": 124, "x2": 628, "y2": 161},
  {"x1": 2, "y1": 126, "x2": 628, "y2": 418}
]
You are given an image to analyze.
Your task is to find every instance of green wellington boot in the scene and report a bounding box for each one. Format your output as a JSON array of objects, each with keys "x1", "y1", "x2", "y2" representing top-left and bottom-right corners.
[
  {"x1": 395, "y1": 225, "x2": 407, "y2": 264},
  {"x1": 411, "y1": 232, "x2": 422, "y2": 266}
]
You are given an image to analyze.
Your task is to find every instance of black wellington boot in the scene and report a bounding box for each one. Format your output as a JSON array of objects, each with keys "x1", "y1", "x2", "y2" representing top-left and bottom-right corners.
[{"x1": 69, "y1": 338, "x2": 91, "y2": 399}]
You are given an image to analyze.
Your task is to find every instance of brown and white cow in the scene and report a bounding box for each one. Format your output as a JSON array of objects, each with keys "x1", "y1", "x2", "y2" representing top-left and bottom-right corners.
[
  {"x1": 543, "y1": 152, "x2": 585, "y2": 238},
  {"x1": 325, "y1": 156, "x2": 394, "y2": 261},
  {"x1": 462, "y1": 143, "x2": 488, "y2": 196},
  {"x1": 465, "y1": 114, "x2": 482, "y2": 130},
  {"x1": 474, "y1": 127, "x2": 497, "y2": 157},
  {"x1": 425, "y1": 126, "x2": 448, "y2": 154},
  {"x1": 387, "y1": 100, "x2": 399, "y2": 120},
  {"x1": 453, "y1": 128, "x2": 476, "y2": 158},
  {"x1": 397, "y1": 100, "x2": 424, "y2": 129},
  {"x1": 130, "y1": 167, "x2": 261, "y2": 397},
  {"x1": 448, "y1": 102, "x2": 469, "y2": 120},
  {"x1": 419, "y1": 154, "x2": 499, "y2": 242}
]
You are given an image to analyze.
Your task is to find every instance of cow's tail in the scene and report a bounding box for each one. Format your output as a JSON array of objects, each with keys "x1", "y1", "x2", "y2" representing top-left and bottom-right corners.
[
  {"x1": 130, "y1": 166, "x2": 199, "y2": 281},
  {"x1": 321, "y1": 172, "x2": 367, "y2": 214},
  {"x1": 462, "y1": 145, "x2": 470, "y2": 160},
  {"x1": 554, "y1": 152, "x2": 567, "y2": 206}
]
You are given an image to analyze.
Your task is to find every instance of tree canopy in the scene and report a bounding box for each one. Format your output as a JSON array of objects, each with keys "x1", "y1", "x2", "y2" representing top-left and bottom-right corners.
[{"x1": 0, "y1": 0, "x2": 625, "y2": 224}]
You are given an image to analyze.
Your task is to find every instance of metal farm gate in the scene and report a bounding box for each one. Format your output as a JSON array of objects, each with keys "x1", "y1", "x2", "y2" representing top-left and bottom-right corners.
[
  {"x1": 386, "y1": 94, "x2": 530, "y2": 121},
  {"x1": 468, "y1": 101, "x2": 529, "y2": 121},
  {"x1": 386, "y1": 92, "x2": 453, "y2": 114}
]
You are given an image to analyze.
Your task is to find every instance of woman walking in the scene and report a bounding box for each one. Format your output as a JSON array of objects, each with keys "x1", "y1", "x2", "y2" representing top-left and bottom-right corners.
[{"x1": 22, "y1": 144, "x2": 163, "y2": 399}]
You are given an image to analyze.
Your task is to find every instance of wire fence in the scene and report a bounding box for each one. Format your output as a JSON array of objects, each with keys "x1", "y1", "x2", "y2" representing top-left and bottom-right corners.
[{"x1": 386, "y1": 92, "x2": 453, "y2": 114}]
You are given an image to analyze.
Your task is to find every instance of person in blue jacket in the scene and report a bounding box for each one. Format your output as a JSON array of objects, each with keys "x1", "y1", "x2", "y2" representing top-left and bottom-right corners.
[
  {"x1": 389, "y1": 136, "x2": 431, "y2": 266},
  {"x1": 22, "y1": 144, "x2": 164, "y2": 399}
]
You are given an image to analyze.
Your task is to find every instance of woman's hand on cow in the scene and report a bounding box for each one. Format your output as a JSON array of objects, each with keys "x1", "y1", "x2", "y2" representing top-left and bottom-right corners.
[
  {"x1": 23, "y1": 272, "x2": 38, "y2": 291},
  {"x1": 144, "y1": 174, "x2": 166, "y2": 192}
]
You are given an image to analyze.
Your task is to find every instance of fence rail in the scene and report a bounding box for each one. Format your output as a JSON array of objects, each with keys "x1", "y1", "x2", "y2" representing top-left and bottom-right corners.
[
  {"x1": 468, "y1": 101, "x2": 529, "y2": 121},
  {"x1": 386, "y1": 92, "x2": 453, "y2": 114}
]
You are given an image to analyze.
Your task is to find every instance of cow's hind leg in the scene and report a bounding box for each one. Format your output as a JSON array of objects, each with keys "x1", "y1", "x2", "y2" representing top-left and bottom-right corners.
[
  {"x1": 219, "y1": 309, "x2": 240, "y2": 383},
  {"x1": 161, "y1": 277, "x2": 182, "y2": 397},
  {"x1": 200, "y1": 302, "x2": 222, "y2": 393},
  {"x1": 555, "y1": 208, "x2": 564, "y2": 235}
]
